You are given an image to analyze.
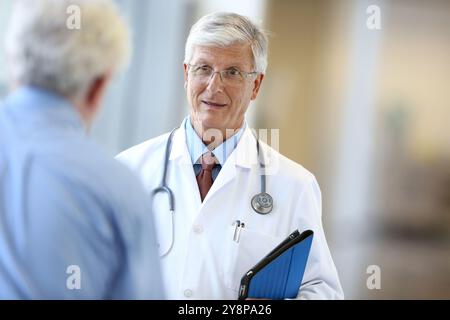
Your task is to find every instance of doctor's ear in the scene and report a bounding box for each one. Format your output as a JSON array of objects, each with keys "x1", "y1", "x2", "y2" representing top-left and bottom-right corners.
[
  {"x1": 183, "y1": 63, "x2": 189, "y2": 89},
  {"x1": 251, "y1": 74, "x2": 264, "y2": 100}
]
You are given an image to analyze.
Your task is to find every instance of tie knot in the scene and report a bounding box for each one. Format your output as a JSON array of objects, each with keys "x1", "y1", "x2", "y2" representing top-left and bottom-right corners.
[{"x1": 200, "y1": 152, "x2": 216, "y2": 171}]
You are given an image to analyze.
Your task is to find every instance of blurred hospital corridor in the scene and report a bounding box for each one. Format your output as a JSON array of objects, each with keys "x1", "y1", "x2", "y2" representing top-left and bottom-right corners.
[{"x1": 0, "y1": 0, "x2": 449, "y2": 299}]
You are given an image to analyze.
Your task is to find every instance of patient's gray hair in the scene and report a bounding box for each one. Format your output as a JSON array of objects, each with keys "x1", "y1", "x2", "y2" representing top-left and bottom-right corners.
[
  {"x1": 5, "y1": 0, "x2": 130, "y2": 99},
  {"x1": 184, "y1": 12, "x2": 269, "y2": 74}
]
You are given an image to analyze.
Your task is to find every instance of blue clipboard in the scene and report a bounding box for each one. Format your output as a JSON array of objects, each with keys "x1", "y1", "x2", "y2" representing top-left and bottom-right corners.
[{"x1": 238, "y1": 229, "x2": 314, "y2": 300}]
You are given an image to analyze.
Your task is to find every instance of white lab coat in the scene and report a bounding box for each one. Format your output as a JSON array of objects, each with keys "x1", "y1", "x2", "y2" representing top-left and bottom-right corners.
[{"x1": 116, "y1": 121, "x2": 344, "y2": 299}]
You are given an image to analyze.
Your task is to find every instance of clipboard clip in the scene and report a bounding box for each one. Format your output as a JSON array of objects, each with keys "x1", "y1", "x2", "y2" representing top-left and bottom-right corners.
[{"x1": 233, "y1": 220, "x2": 245, "y2": 243}]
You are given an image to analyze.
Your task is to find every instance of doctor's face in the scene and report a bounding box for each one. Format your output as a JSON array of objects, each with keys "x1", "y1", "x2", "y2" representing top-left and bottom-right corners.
[{"x1": 184, "y1": 44, "x2": 264, "y2": 136}]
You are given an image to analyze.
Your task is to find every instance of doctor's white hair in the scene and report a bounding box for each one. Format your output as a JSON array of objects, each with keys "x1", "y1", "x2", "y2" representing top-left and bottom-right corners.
[
  {"x1": 5, "y1": 0, "x2": 130, "y2": 99},
  {"x1": 184, "y1": 12, "x2": 269, "y2": 74}
]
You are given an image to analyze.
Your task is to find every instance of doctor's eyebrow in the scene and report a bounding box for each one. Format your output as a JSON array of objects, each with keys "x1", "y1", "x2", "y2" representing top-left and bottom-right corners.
[{"x1": 191, "y1": 60, "x2": 248, "y2": 70}]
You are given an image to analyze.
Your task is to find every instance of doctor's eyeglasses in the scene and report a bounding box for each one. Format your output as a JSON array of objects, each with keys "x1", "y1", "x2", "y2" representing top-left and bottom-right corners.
[{"x1": 188, "y1": 64, "x2": 258, "y2": 86}]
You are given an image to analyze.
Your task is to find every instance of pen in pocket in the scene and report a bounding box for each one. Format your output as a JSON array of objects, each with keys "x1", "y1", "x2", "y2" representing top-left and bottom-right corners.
[{"x1": 233, "y1": 220, "x2": 245, "y2": 243}]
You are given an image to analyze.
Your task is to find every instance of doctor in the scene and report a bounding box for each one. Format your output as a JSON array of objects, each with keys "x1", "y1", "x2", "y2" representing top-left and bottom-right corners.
[{"x1": 117, "y1": 12, "x2": 344, "y2": 299}]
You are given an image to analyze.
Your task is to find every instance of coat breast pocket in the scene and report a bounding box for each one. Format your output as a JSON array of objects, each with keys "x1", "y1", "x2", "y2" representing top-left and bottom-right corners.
[{"x1": 223, "y1": 226, "x2": 284, "y2": 294}]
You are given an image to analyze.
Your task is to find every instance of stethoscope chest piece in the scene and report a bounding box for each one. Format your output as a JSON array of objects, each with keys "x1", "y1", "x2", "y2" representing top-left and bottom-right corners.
[{"x1": 251, "y1": 192, "x2": 273, "y2": 215}]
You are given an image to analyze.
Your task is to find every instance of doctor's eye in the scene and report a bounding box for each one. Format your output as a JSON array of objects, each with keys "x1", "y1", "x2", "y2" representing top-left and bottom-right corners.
[
  {"x1": 191, "y1": 65, "x2": 212, "y2": 75},
  {"x1": 224, "y1": 68, "x2": 242, "y2": 77}
]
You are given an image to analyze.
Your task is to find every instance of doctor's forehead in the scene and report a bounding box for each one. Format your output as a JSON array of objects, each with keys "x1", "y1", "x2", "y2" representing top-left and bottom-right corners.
[{"x1": 190, "y1": 44, "x2": 254, "y2": 69}]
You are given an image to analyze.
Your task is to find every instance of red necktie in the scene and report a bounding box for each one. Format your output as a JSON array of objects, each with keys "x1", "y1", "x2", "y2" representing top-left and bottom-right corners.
[{"x1": 196, "y1": 152, "x2": 216, "y2": 201}]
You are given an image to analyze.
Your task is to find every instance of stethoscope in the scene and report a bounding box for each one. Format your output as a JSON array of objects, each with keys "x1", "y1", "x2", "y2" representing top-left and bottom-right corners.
[{"x1": 153, "y1": 127, "x2": 273, "y2": 256}]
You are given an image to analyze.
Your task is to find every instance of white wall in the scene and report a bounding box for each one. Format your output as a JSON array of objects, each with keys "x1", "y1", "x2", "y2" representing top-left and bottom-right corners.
[
  {"x1": 0, "y1": 0, "x2": 13, "y2": 97},
  {"x1": 91, "y1": 0, "x2": 192, "y2": 154}
]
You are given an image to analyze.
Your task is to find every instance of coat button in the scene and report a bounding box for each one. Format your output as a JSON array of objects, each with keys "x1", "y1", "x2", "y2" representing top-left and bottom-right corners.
[
  {"x1": 184, "y1": 289, "x2": 193, "y2": 298},
  {"x1": 193, "y1": 225, "x2": 203, "y2": 234}
]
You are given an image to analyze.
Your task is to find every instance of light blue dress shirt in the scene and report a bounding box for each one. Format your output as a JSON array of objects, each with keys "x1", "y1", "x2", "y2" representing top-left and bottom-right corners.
[
  {"x1": 0, "y1": 86, "x2": 164, "y2": 299},
  {"x1": 185, "y1": 117, "x2": 245, "y2": 181}
]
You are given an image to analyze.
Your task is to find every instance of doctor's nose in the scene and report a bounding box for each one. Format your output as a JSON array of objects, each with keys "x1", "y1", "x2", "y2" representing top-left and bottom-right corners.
[{"x1": 206, "y1": 72, "x2": 225, "y2": 93}]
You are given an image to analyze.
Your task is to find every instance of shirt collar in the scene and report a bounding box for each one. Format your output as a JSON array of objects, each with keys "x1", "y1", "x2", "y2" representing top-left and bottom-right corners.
[
  {"x1": 184, "y1": 116, "x2": 246, "y2": 166},
  {"x1": 2, "y1": 85, "x2": 83, "y2": 131}
]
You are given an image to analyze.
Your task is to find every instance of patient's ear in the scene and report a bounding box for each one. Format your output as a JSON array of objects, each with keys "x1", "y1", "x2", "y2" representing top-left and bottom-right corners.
[
  {"x1": 76, "y1": 72, "x2": 111, "y2": 124},
  {"x1": 86, "y1": 74, "x2": 109, "y2": 109}
]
